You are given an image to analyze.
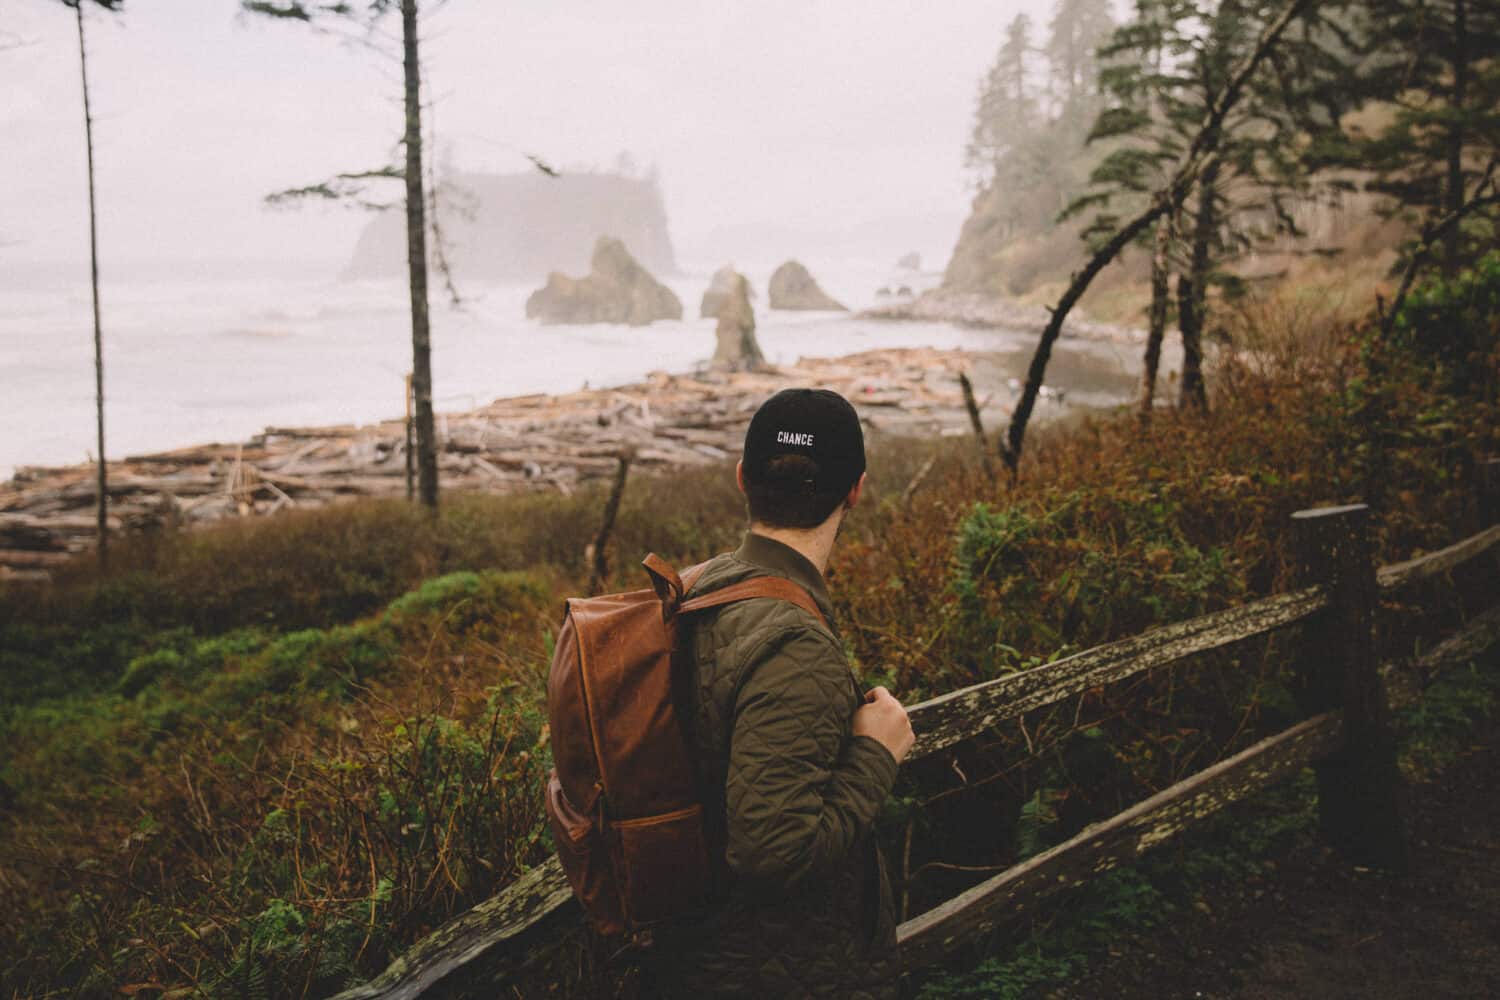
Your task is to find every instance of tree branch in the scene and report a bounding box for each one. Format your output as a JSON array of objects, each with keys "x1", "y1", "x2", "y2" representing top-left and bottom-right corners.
[
  {"x1": 1381, "y1": 155, "x2": 1500, "y2": 338},
  {"x1": 264, "y1": 166, "x2": 404, "y2": 210}
]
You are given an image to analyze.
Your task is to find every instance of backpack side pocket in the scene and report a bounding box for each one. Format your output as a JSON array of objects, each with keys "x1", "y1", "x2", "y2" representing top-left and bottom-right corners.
[
  {"x1": 546, "y1": 772, "x2": 624, "y2": 935},
  {"x1": 614, "y1": 802, "x2": 711, "y2": 927}
]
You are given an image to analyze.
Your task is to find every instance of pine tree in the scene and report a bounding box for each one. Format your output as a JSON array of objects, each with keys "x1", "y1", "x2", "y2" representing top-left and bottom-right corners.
[
  {"x1": 953, "y1": 1, "x2": 1118, "y2": 285},
  {"x1": 1002, "y1": 0, "x2": 1319, "y2": 470},
  {"x1": 965, "y1": 14, "x2": 1038, "y2": 183},
  {"x1": 1066, "y1": 0, "x2": 1350, "y2": 412},
  {"x1": 1320, "y1": 0, "x2": 1500, "y2": 278},
  {"x1": 243, "y1": 0, "x2": 441, "y2": 508},
  {"x1": 1044, "y1": 0, "x2": 1116, "y2": 121}
]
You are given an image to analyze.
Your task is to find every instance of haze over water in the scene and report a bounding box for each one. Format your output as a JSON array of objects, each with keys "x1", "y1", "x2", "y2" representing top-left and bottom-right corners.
[
  {"x1": 2, "y1": 0, "x2": 1124, "y2": 480},
  {"x1": 1, "y1": 261, "x2": 938, "y2": 476}
]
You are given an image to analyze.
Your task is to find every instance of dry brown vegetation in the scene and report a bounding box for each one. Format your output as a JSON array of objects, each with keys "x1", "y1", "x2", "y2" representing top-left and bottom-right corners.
[{"x1": 2, "y1": 259, "x2": 1497, "y2": 997}]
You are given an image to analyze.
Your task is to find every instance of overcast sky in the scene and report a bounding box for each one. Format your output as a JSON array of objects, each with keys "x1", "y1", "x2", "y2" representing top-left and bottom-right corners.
[{"x1": 4, "y1": 0, "x2": 1060, "y2": 276}]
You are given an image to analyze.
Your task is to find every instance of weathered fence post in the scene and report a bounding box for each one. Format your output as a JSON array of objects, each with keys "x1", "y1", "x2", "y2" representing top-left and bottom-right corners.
[
  {"x1": 1291, "y1": 503, "x2": 1408, "y2": 871},
  {"x1": 1480, "y1": 457, "x2": 1500, "y2": 527}
]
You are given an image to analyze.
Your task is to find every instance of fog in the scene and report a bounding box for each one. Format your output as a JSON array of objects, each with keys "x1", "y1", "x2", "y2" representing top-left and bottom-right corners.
[{"x1": 3, "y1": 0, "x2": 1057, "y2": 279}]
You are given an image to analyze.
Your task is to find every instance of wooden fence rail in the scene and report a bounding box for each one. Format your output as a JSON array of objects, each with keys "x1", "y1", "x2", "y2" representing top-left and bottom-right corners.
[
  {"x1": 896, "y1": 712, "x2": 1344, "y2": 970},
  {"x1": 909, "y1": 586, "x2": 1326, "y2": 759},
  {"x1": 335, "y1": 458, "x2": 1500, "y2": 1000}
]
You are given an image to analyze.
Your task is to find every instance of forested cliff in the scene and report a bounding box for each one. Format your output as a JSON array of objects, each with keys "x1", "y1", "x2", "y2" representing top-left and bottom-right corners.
[{"x1": 944, "y1": 0, "x2": 1498, "y2": 308}]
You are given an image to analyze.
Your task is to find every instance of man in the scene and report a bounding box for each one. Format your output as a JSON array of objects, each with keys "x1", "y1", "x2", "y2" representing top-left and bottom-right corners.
[{"x1": 646, "y1": 387, "x2": 915, "y2": 999}]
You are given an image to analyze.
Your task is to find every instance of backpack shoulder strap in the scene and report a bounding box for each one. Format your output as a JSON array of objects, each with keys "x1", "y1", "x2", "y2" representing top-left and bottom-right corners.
[
  {"x1": 679, "y1": 575, "x2": 829, "y2": 631},
  {"x1": 642, "y1": 553, "x2": 714, "y2": 614},
  {"x1": 642, "y1": 552, "x2": 829, "y2": 631}
]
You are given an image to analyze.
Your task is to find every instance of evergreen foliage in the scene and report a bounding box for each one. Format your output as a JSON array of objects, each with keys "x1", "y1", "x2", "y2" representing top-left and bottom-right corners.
[
  {"x1": 959, "y1": 0, "x2": 1115, "y2": 245},
  {"x1": 964, "y1": 14, "x2": 1039, "y2": 183},
  {"x1": 1064, "y1": 0, "x2": 1353, "y2": 408},
  {"x1": 1316, "y1": 0, "x2": 1500, "y2": 276},
  {"x1": 1045, "y1": 0, "x2": 1117, "y2": 123},
  {"x1": 9, "y1": 2, "x2": 1500, "y2": 994}
]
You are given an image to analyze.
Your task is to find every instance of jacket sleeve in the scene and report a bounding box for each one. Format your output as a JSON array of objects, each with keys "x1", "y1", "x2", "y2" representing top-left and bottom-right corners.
[{"x1": 724, "y1": 624, "x2": 899, "y2": 894}]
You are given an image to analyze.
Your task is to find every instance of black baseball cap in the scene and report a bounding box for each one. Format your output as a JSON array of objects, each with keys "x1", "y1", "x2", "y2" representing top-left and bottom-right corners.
[{"x1": 742, "y1": 388, "x2": 866, "y2": 495}]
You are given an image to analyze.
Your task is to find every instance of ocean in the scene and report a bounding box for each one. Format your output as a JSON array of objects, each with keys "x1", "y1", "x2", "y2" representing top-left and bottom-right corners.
[{"x1": 1, "y1": 260, "x2": 1150, "y2": 481}]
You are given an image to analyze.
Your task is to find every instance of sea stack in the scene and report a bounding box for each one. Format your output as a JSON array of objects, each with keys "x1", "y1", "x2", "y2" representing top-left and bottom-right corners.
[
  {"x1": 700, "y1": 265, "x2": 757, "y2": 319},
  {"x1": 768, "y1": 260, "x2": 847, "y2": 311},
  {"x1": 525, "y1": 236, "x2": 683, "y2": 326},
  {"x1": 712, "y1": 271, "x2": 766, "y2": 371}
]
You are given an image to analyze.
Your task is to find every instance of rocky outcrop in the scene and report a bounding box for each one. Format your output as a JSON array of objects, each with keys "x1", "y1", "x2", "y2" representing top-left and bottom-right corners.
[
  {"x1": 712, "y1": 271, "x2": 765, "y2": 370},
  {"x1": 525, "y1": 237, "x2": 683, "y2": 326},
  {"x1": 768, "y1": 261, "x2": 847, "y2": 311},
  {"x1": 345, "y1": 170, "x2": 677, "y2": 282},
  {"x1": 700, "y1": 265, "x2": 757, "y2": 319}
]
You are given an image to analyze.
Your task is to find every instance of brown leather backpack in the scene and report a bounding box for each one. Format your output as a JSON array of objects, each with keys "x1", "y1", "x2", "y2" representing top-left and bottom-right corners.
[{"x1": 545, "y1": 552, "x2": 827, "y2": 943}]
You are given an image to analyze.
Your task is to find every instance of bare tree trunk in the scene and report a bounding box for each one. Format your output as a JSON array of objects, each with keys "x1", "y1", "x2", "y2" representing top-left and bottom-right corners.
[
  {"x1": 75, "y1": 2, "x2": 107, "y2": 568},
  {"x1": 1139, "y1": 214, "x2": 1172, "y2": 421},
  {"x1": 402, "y1": 0, "x2": 438, "y2": 509},
  {"x1": 958, "y1": 370, "x2": 995, "y2": 477},
  {"x1": 1002, "y1": 205, "x2": 1162, "y2": 472},
  {"x1": 405, "y1": 372, "x2": 415, "y2": 502},
  {"x1": 587, "y1": 452, "x2": 632, "y2": 595},
  {"x1": 1175, "y1": 272, "x2": 1201, "y2": 406},
  {"x1": 1000, "y1": 0, "x2": 1313, "y2": 472},
  {"x1": 1178, "y1": 156, "x2": 1219, "y2": 412},
  {"x1": 1443, "y1": 0, "x2": 1468, "y2": 277}
]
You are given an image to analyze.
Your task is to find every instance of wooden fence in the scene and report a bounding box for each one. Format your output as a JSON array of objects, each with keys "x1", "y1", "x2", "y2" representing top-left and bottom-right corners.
[{"x1": 335, "y1": 459, "x2": 1500, "y2": 1000}]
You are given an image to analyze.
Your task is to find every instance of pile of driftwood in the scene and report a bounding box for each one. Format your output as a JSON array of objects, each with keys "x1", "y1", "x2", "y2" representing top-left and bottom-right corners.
[{"x1": 0, "y1": 347, "x2": 999, "y2": 580}]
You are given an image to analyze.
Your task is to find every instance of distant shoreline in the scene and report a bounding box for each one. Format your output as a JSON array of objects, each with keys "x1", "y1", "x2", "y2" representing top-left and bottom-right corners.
[{"x1": 860, "y1": 287, "x2": 1144, "y2": 345}]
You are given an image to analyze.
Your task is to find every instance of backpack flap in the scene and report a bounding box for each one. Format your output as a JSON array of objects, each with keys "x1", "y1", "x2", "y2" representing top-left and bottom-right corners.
[{"x1": 569, "y1": 598, "x2": 698, "y2": 820}]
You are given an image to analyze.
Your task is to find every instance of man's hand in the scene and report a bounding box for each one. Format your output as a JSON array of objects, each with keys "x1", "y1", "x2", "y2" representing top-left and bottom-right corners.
[{"x1": 853, "y1": 686, "x2": 914, "y2": 765}]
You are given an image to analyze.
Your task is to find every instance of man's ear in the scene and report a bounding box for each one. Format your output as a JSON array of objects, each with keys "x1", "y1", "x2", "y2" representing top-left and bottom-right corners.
[
  {"x1": 846, "y1": 471, "x2": 867, "y2": 509},
  {"x1": 736, "y1": 459, "x2": 747, "y2": 496}
]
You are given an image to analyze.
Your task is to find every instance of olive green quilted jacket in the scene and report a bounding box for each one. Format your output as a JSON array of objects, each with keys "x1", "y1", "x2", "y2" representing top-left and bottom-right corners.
[{"x1": 644, "y1": 532, "x2": 901, "y2": 999}]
